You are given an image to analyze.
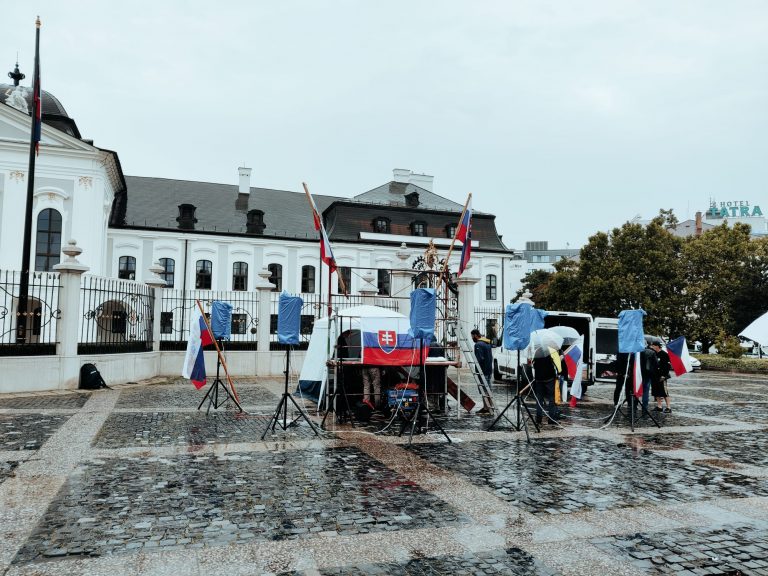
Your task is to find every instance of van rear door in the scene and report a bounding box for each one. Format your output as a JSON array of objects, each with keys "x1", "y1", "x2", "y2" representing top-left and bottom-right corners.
[{"x1": 594, "y1": 317, "x2": 619, "y2": 381}]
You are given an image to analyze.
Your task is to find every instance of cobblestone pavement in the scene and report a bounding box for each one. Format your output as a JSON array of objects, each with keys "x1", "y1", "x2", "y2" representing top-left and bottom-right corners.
[
  {"x1": 1, "y1": 372, "x2": 768, "y2": 576},
  {"x1": 0, "y1": 413, "x2": 70, "y2": 450}
]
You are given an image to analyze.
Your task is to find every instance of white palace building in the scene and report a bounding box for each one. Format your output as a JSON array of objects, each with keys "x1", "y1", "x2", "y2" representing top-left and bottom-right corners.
[{"x1": 0, "y1": 67, "x2": 527, "y2": 392}]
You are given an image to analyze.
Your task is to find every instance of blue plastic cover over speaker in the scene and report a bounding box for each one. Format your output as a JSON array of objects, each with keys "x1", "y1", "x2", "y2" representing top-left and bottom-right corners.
[
  {"x1": 211, "y1": 300, "x2": 233, "y2": 340},
  {"x1": 409, "y1": 288, "x2": 436, "y2": 343},
  {"x1": 278, "y1": 291, "x2": 303, "y2": 345}
]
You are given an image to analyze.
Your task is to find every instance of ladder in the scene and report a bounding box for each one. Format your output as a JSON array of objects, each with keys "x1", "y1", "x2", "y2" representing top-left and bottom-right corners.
[{"x1": 457, "y1": 323, "x2": 496, "y2": 412}]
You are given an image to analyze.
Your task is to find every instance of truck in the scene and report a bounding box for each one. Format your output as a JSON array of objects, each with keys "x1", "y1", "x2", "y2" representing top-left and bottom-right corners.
[{"x1": 493, "y1": 311, "x2": 595, "y2": 390}]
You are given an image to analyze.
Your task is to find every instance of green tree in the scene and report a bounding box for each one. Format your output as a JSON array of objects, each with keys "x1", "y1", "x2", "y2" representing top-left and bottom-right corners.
[
  {"x1": 681, "y1": 222, "x2": 753, "y2": 352},
  {"x1": 513, "y1": 268, "x2": 552, "y2": 305}
]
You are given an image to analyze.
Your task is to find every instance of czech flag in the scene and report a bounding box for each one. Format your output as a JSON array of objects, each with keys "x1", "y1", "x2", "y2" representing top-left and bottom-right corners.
[
  {"x1": 632, "y1": 351, "x2": 643, "y2": 398},
  {"x1": 666, "y1": 336, "x2": 693, "y2": 376},
  {"x1": 182, "y1": 309, "x2": 214, "y2": 389},
  {"x1": 361, "y1": 317, "x2": 426, "y2": 366},
  {"x1": 565, "y1": 336, "x2": 584, "y2": 407},
  {"x1": 455, "y1": 199, "x2": 472, "y2": 276}
]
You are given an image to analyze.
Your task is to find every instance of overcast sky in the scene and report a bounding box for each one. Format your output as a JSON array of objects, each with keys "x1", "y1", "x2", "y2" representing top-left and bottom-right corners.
[{"x1": 5, "y1": 1, "x2": 767, "y2": 250}]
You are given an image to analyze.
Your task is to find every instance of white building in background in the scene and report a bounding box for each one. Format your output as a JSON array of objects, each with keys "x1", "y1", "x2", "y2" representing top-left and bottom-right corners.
[{"x1": 1, "y1": 73, "x2": 527, "y2": 308}]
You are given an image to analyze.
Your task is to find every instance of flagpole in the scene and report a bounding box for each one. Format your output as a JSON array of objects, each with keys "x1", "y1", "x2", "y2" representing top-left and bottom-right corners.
[
  {"x1": 17, "y1": 16, "x2": 42, "y2": 344},
  {"x1": 435, "y1": 193, "x2": 471, "y2": 292},
  {"x1": 195, "y1": 300, "x2": 241, "y2": 404}
]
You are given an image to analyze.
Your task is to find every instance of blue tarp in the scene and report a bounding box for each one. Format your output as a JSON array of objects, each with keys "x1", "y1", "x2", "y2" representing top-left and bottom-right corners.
[
  {"x1": 503, "y1": 303, "x2": 547, "y2": 351},
  {"x1": 278, "y1": 292, "x2": 303, "y2": 345},
  {"x1": 618, "y1": 309, "x2": 647, "y2": 353},
  {"x1": 409, "y1": 288, "x2": 436, "y2": 343},
  {"x1": 211, "y1": 301, "x2": 232, "y2": 340}
]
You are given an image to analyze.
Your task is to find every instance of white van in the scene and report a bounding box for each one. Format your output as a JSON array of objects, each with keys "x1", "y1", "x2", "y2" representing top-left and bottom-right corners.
[
  {"x1": 594, "y1": 317, "x2": 619, "y2": 382},
  {"x1": 493, "y1": 310, "x2": 595, "y2": 389}
]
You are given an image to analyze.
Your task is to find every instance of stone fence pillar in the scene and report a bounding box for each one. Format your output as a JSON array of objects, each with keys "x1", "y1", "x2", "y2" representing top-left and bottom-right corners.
[
  {"x1": 254, "y1": 268, "x2": 276, "y2": 375},
  {"x1": 145, "y1": 261, "x2": 168, "y2": 352},
  {"x1": 390, "y1": 243, "x2": 413, "y2": 318},
  {"x1": 456, "y1": 262, "x2": 480, "y2": 336},
  {"x1": 53, "y1": 240, "x2": 89, "y2": 389}
]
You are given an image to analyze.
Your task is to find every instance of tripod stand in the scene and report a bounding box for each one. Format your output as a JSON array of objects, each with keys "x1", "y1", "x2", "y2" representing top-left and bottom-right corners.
[
  {"x1": 197, "y1": 339, "x2": 243, "y2": 415},
  {"x1": 398, "y1": 338, "x2": 452, "y2": 444},
  {"x1": 262, "y1": 348, "x2": 319, "y2": 438},
  {"x1": 614, "y1": 360, "x2": 661, "y2": 432},
  {"x1": 320, "y1": 357, "x2": 356, "y2": 429},
  {"x1": 488, "y1": 350, "x2": 539, "y2": 441}
]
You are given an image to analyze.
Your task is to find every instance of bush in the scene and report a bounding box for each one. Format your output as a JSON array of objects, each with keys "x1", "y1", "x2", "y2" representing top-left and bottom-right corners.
[
  {"x1": 696, "y1": 354, "x2": 768, "y2": 374},
  {"x1": 714, "y1": 331, "x2": 743, "y2": 359}
]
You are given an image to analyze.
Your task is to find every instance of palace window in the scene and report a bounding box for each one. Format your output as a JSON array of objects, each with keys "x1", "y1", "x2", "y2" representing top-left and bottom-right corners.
[
  {"x1": 118, "y1": 256, "x2": 136, "y2": 280},
  {"x1": 377, "y1": 269, "x2": 390, "y2": 296},
  {"x1": 373, "y1": 217, "x2": 390, "y2": 234},
  {"x1": 486, "y1": 274, "x2": 497, "y2": 300},
  {"x1": 337, "y1": 266, "x2": 351, "y2": 294},
  {"x1": 301, "y1": 265, "x2": 315, "y2": 293},
  {"x1": 268, "y1": 263, "x2": 282, "y2": 292},
  {"x1": 195, "y1": 259, "x2": 212, "y2": 289},
  {"x1": 232, "y1": 261, "x2": 248, "y2": 291},
  {"x1": 34, "y1": 209, "x2": 62, "y2": 271},
  {"x1": 411, "y1": 221, "x2": 427, "y2": 237},
  {"x1": 445, "y1": 224, "x2": 457, "y2": 239},
  {"x1": 159, "y1": 258, "x2": 175, "y2": 287}
]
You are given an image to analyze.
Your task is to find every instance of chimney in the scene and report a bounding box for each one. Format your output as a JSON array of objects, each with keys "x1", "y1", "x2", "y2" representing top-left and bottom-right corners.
[
  {"x1": 391, "y1": 168, "x2": 434, "y2": 192},
  {"x1": 695, "y1": 211, "x2": 702, "y2": 237},
  {"x1": 393, "y1": 168, "x2": 411, "y2": 183},
  {"x1": 177, "y1": 204, "x2": 197, "y2": 230},
  {"x1": 238, "y1": 167, "x2": 252, "y2": 194}
]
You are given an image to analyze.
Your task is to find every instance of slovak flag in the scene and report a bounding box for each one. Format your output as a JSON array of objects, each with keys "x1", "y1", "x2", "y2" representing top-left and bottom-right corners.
[
  {"x1": 360, "y1": 317, "x2": 425, "y2": 365},
  {"x1": 632, "y1": 351, "x2": 643, "y2": 399},
  {"x1": 304, "y1": 183, "x2": 337, "y2": 274},
  {"x1": 565, "y1": 336, "x2": 584, "y2": 407},
  {"x1": 455, "y1": 198, "x2": 472, "y2": 276},
  {"x1": 182, "y1": 309, "x2": 214, "y2": 389},
  {"x1": 666, "y1": 336, "x2": 693, "y2": 376}
]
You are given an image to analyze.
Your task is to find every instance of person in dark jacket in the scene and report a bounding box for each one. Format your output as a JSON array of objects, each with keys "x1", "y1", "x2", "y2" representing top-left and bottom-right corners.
[
  {"x1": 639, "y1": 344, "x2": 658, "y2": 413},
  {"x1": 651, "y1": 341, "x2": 672, "y2": 413},
  {"x1": 533, "y1": 353, "x2": 561, "y2": 425},
  {"x1": 471, "y1": 329, "x2": 493, "y2": 414}
]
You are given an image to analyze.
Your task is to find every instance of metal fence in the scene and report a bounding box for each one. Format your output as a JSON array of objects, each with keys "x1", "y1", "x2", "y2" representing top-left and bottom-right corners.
[
  {"x1": 0, "y1": 270, "x2": 60, "y2": 356},
  {"x1": 79, "y1": 275, "x2": 154, "y2": 354},
  {"x1": 159, "y1": 289, "x2": 260, "y2": 351},
  {"x1": 267, "y1": 292, "x2": 402, "y2": 350},
  {"x1": 474, "y1": 305, "x2": 503, "y2": 346}
]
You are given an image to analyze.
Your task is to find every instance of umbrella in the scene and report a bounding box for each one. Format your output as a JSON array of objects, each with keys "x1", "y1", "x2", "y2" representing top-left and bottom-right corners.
[
  {"x1": 644, "y1": 334, "x2": 663, "y2": 346},
  {"x1": 549, "y1": 325, "x2": 580, "y2": 345},
  {"x1": 740, "y1": 311, "x2": 768, "y2": 345},
  {"x1": 527, "y1": 329, "x2": 565, "y2": 358}
]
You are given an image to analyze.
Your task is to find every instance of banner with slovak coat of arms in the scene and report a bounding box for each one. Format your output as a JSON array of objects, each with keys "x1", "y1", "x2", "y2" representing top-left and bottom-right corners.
[{"x1": 360, "y1": 317, "x2": 425, "y2": 365}]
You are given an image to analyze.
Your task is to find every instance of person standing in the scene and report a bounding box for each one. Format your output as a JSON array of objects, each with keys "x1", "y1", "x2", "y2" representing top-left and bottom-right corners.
[
  {"x1": 361, "y1": 366, "x2": 382, "y2": 411},
  {"x1": 470, "y1": 329, "x2": 494, "y2": 414},
  {"x1": 533, "y1": 353, "x2": 559, "y2": 425},
  {"x1": 651, "y1": 341, "x2": 672, "y2": 413},
  {"x1": 639, "y1": 343, "x2": 659, "y2": 414}
]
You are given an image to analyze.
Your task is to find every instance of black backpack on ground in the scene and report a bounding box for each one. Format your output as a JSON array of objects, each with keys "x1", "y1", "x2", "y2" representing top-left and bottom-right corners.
[{"x1": 79, "y1": 363, "x2": 110, "y2": 390}]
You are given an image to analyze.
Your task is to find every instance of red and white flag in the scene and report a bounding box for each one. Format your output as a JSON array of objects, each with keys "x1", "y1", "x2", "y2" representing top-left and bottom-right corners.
[{"x1": 632, "y1": 351, "x2": 643, "y2": 399}]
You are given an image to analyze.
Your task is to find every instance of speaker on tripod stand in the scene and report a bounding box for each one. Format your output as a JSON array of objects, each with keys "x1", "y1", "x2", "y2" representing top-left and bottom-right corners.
[{"x1": 262, "y1": 292, "x2": 319, "y2": 438}]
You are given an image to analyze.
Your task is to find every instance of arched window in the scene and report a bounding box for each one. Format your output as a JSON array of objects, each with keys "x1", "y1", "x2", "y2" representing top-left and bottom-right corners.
[
  {"x1": 34, "y1": 208, "x2": 62, "y2": 271},
  {"x1": 196, "y1": 259, "x2": 212, "y2": 289},
  {"x1": 268, "y1": 263, "x2": 282, "y2": 292},
  {"x1": 232, "y1": 262, "x2": 248, "y2": 291},
  {"x1": 301, "y1": 265, "x2": 315, "y2": 293},
  {"x1": 337, "y1": 266, "x2": 351, "y2": 294},
  {"x1": 486, "y1": 274, "x2": 497, "y2": 300},
  {"x1": 159, "y1": 258, "x2": 175, "y2": 287},
  {"x1": 118, "y1": 256, "x2": 136, "y2": 280}
]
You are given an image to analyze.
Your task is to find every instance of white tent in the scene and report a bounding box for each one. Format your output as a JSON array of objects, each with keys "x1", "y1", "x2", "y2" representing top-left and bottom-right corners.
[
  {"x1": 739, "y1": 311, "x2": 768, "y2": 345},
  {"x1": 297, "y1": 305, "x2": 406, "y2": 405}
]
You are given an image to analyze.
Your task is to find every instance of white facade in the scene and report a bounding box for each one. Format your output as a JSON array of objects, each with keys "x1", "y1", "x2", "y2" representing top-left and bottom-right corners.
[{"x1": 0, "y1": 102, "x2": 120, "y2": 275}]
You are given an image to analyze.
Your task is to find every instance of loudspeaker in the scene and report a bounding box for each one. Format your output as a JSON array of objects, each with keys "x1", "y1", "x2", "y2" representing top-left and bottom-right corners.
[
  {"x1": 278, "y1": 291, "x2": 303, "y2": 345},
  {"x1": 503, "y1": 302, "x2": 547, "y2": 351},
  {"x1": 409, "y1": 288, "x2": 436, "y2": 343},
  {"x1": 211, "y1": 300, "x2": 233, "y2": 340}
]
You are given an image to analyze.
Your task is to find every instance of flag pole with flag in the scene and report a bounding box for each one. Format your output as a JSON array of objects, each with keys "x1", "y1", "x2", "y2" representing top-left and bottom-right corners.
[
  {"x1": 182, "y1": 305, "x2": 214, "y2": 389},
  {"x1": 565, "y1": 336, "x2": 584, "y2": 407},
  {"x1": 666, "y1": 336, "x2": 693, "y2": 376},
  {"x1": 436, "y1": 193, "x2": 472, "y2": 291},
  {"x1": 16, "y1": 16, "x2": 42, "y2": 344}
]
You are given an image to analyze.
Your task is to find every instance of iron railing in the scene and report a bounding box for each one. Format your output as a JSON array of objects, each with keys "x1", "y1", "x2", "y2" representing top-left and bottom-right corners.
[
  {"x1": 474, "y1": 305, "x2": 503, "y2": 346},
  {"x1": 79, "y1": 275, "x2": 154, "y2": 354},
  {"x1": 0, "y1": 270, "x2": 60, "y2": 356},
  {"x1": 159, "y1": 289, "x2": 259, "y2": 351}
]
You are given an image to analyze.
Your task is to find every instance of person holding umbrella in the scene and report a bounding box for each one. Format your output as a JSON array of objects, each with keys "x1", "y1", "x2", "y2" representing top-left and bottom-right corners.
[{"x1": 528, "y1": 329, "x2": 565, "y2": 425}]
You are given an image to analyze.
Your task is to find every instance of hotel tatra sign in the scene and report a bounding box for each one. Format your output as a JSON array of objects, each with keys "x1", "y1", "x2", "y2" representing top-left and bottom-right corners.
[{"x1": 706, "y1": 200, "x2": 764, "y2": 219}]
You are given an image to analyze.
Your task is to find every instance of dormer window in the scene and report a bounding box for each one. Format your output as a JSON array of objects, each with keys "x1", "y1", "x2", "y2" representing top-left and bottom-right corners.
[
  {"x1": 177, "y1": 204, "x2": 197, "y2": 230},
  {"x1": 405, "y1": 191, "x2": 420, "y2": 207},
  {"x1": 411, "y1": 221, "x2": 427, "y2": 237},
  {"x1": 246, "y1": 209, "x2": 265, "y2": 234},
  {"x1": 373, "y1": 217, "x2": 390, "y2": 234},
  {"x1": 445, "y1": 224, "x2": 457, "y2": 239}
]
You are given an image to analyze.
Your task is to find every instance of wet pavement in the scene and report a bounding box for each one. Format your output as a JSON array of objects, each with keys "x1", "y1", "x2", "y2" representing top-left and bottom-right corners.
[{"x1": 0, "y1": 371, "x2": 767, "y2": 575}]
